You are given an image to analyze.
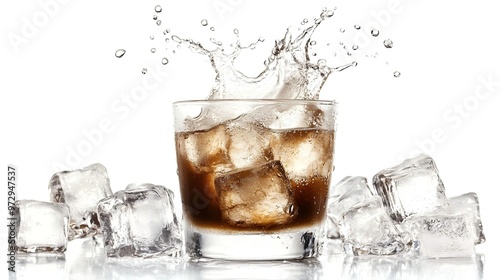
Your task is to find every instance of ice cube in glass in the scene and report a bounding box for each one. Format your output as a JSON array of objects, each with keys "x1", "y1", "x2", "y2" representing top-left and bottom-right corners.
[{"x1": 214, "y1": 160, "x2": 297, "y2": 227}]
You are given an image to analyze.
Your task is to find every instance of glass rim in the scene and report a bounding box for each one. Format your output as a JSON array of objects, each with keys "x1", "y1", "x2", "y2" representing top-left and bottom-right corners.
[{"x1": 172, "y1": 99, "x2": 337, "y2": 106}]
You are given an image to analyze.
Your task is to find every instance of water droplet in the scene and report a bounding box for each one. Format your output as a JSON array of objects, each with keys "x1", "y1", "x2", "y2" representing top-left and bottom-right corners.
[
  {"x1": 163, "y1": 29, "x2": 170, "y2": 35},
  {"x1": 153, "y1": 15, "x2": 157, "y2": 20},
  {"x1": 165, "y1": 38, "x2": 170, "y2": 42},
  {"x1": 339, "y1": 42, "x2": 344, "y2": 45},
  {"x1": 340, "y1": 28, "x2": 345, "y2": 33},
  {"x1": 301, "y1": 18, "x2": 309, "y2": 25},
  {"x1": 309, "y1": 40, "x2": 317, "y2": 46},
  {"x1": 371, "y1": 29, "x2": 379, "y2": 37},
  {"x1": 156, "y1": 20, "x2": 161, "y2": 26},
  {"x1": 393, "y1": 71, "x2": 401, "y2": 77},
  {"x1": 162, "y1": 57, "x2": 169, "y2": 65},
  {"x1": 312, "y1": 52, "x2": 317, "y2": 56},
  {"x1": 352, "y1": 45, "x2": 359, "y2": 50},
  {"x1": 347, "y1": 52, "x2": 352, "y2": 56},
  {"x1": 258, "y1": 37, "x2": 265, "y2": 42},
  {"x1": 114, "y1": 49, "x2": 126, "y2": 58},
  {"x1": 210, "y1": 27, "x2": 215, "y2": 31},
  {"x1": 233, "y1": 28, "x2": 239, "y2": 35},
  {"x1": 201, "y1": 19, "x2": 208, "y2": 26},
  {"x1": 141, "y1": 68, "x2": 148, "y2": 74},
  {"x1": 320, "y1": 9, "x2": 334, "y2": 18},
  {"x1": 384, "y1": 39, "x2": 393, "y2": 48},
  {"x1": 155, "y1": 5, "x2": 162, "y2": 13},
  {"x1": 171, "y1": 35, "x2": 181, "y2": 43},
  {"x1": 352, "y1": 61, "x2": 358, "y2": 67},
  {"x1": 151, "y1": 48, "x2": 156, "y2": 53},
  {"x1": 150, "y1": 35, "x2": 154, "y2": 40},
  {"x1": 354, "y1": 25, "x2": 361, "y2": 30}
]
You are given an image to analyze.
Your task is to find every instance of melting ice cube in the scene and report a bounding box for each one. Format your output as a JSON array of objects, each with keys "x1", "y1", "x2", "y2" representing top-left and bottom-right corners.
[
  {"x1": 48, "y1": 163, "x2": 113, "y2": 240},
  {"x1": 214, "y1": 160, "x2": 297, "y2": 227},
  {"x1": 327, "y1": 176, "x2": 374, "y2": 239},
  {"x1": 372, "y1": 154, "x2": 448, "y2": 222},
  {"x1": 404, "y1": 213, "x2": 476, "y2": 258},
  {"x1": 97, "y1": 184, "x2": 182, "y2": 258},
  {"x1": 338, "y1": 197, "x2": 405, "y2": 256},
  {"x1": 14, "y1": 200, "x2": 70, "y2": 253}
]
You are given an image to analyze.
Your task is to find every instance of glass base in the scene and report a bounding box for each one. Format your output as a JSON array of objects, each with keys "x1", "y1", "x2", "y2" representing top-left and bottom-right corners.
[{"x1": 185, "y1": 225, "x2": 324, "y2": 260}]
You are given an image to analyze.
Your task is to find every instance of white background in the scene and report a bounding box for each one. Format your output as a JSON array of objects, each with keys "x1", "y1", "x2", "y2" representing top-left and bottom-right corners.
[{"x1": 1, "y1": 0, "x2": 499, "y2": 279}]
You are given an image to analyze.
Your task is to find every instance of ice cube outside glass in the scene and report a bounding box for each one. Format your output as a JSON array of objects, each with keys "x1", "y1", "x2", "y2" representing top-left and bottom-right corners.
[
  {"x1": 173, "y1": 99, "x2": 337, "y2": 260},
  {"x1": 97, "y1": 184, "x2": 182, "y2": 258},
  {"x1": 14, "y1": 200, "x2": 70, "y2": 253}
]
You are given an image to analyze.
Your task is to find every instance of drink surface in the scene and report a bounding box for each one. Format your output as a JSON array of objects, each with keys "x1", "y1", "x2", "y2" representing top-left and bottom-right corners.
[{"x1": 175, "y1": 125, "x2": 334, "y2": 232}]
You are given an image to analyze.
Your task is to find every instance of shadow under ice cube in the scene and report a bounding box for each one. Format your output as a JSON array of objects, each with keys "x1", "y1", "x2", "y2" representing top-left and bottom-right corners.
[
  {"x1": 48, "y1": 163, "x2": 113, "y2": 240},
  {"x1": 14, "y1": 200, "x2": 70, "y2": 253},
  {"x1": 373, "y1": 154, "x2": 448, "y2": 222},
  {"x1": 214, "y1": 160, "x2": 297, "y2": 227},
  {"x1": 97, "y1": 184, "x2": 182, "y2": 258}
]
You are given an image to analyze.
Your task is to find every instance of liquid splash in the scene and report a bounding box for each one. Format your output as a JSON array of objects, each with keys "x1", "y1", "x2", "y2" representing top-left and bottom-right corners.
[{"x1": 172, "y1": 9, "x2": 355, "y2": 100}]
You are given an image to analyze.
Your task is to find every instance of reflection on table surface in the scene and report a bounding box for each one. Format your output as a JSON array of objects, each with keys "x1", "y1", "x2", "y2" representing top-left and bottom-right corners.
[{"x1": 9, "y1": 238, "x2": 485, "y2": 280}]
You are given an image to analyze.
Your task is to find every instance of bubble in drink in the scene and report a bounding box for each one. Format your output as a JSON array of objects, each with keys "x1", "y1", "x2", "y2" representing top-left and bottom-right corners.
[
  {"x1": 393, "y1": 71, "x2": 401, "y2": 78},
  {"x1": 201, "y1": 19, "x2": 208, "y2": 26},
  {"x1": 114, "y1": 49, "x2": 126, "y2": 58},
  {"x1": 371, "y1": 29, "x2": 380, "y2": 37},
  {"x1": 155, "y1": 5, "x2": 162, "y2": 13},
  {"x1": 384, "y1": 39, "x2": 394, "y2": 48},
  {"x1": 162, "y1": 57, "x2": 169, "y2": 65}
]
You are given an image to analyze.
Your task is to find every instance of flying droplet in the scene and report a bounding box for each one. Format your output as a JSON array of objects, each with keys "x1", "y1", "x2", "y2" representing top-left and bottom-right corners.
[
  {"x1": 163, "y1": 29, "x2": 170, "y2": 35},
  {"x1": 301, "y1": 18, "x2": 309, "y2": 25},
  {"x1": 201, "y1": 19, "x2": 208, "y2": 26},
  {"x1": 153, "y1": 15, "x2": 157, "y2": 20},
  {"x1": 321, "y1": 9, "x2": 334, "y2": 18},
  {"x1": 141, "y1": 68, "x2": 148, "y2": 74},
  {"x1": 155, "y1": 5, "x2": 162, "y2": 13},
  {"x1": 371, "y1": 29, "x2": 379, "y2": 37},
  {"x1": 384, "y1": 39, "x2": 393, "y2": 48},
  {"x1": 165, "y1": 38, "x2": 170, "y2": 42},
  {"x1": 233, "y1": 28, "x2": 239, "y2": 35},
  {"x1": 150, "y1": 35, "x2": 154, "y2": 40},
  {"x1": 352, "y1": 45, "x2": 359, "y2": 50},
  {"x1": 340, "y1": 28, "x2": 345, "y2": 33},
  {"x1": 309, "y1": 40, "x2": 317, "y2": 46},
  {"x1": 354, "y1": 25, "x2": 361, "y2": 30},
  {"x1": 210, "y1": 27, "x2": 215, "y2": 31},
  {"x1": 114, "y1": 49, "x2": 126, "y2": 58},
  {"x1": 156, "y1": 20, "x2": 161, "y2": 26},
  {"x1": 393, "y1": 71, "x2": 401, "y2": 77},
  {"x1": 162, "y1": 57, "x2": 169, "y2": 65},
  {"x1": 352, "y1": 61, "x2": 358, "y2": 67},
  {"x1": 151, "y1": 48, "x2": 156, "y2": 53}
]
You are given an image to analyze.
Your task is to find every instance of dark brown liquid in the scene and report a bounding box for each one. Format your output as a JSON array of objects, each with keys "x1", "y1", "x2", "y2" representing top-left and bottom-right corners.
[{"x1": 175, "y1": 128, "x2": 333, "y2": 232}]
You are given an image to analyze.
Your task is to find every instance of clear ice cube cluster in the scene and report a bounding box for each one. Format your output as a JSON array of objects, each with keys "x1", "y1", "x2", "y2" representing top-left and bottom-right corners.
[
  {"x1": 15, "y1": 163, "x2": 182, "y2": 259},
  {"x1": 327, "y1": 154, "x2": 486, "y2": 258}
]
